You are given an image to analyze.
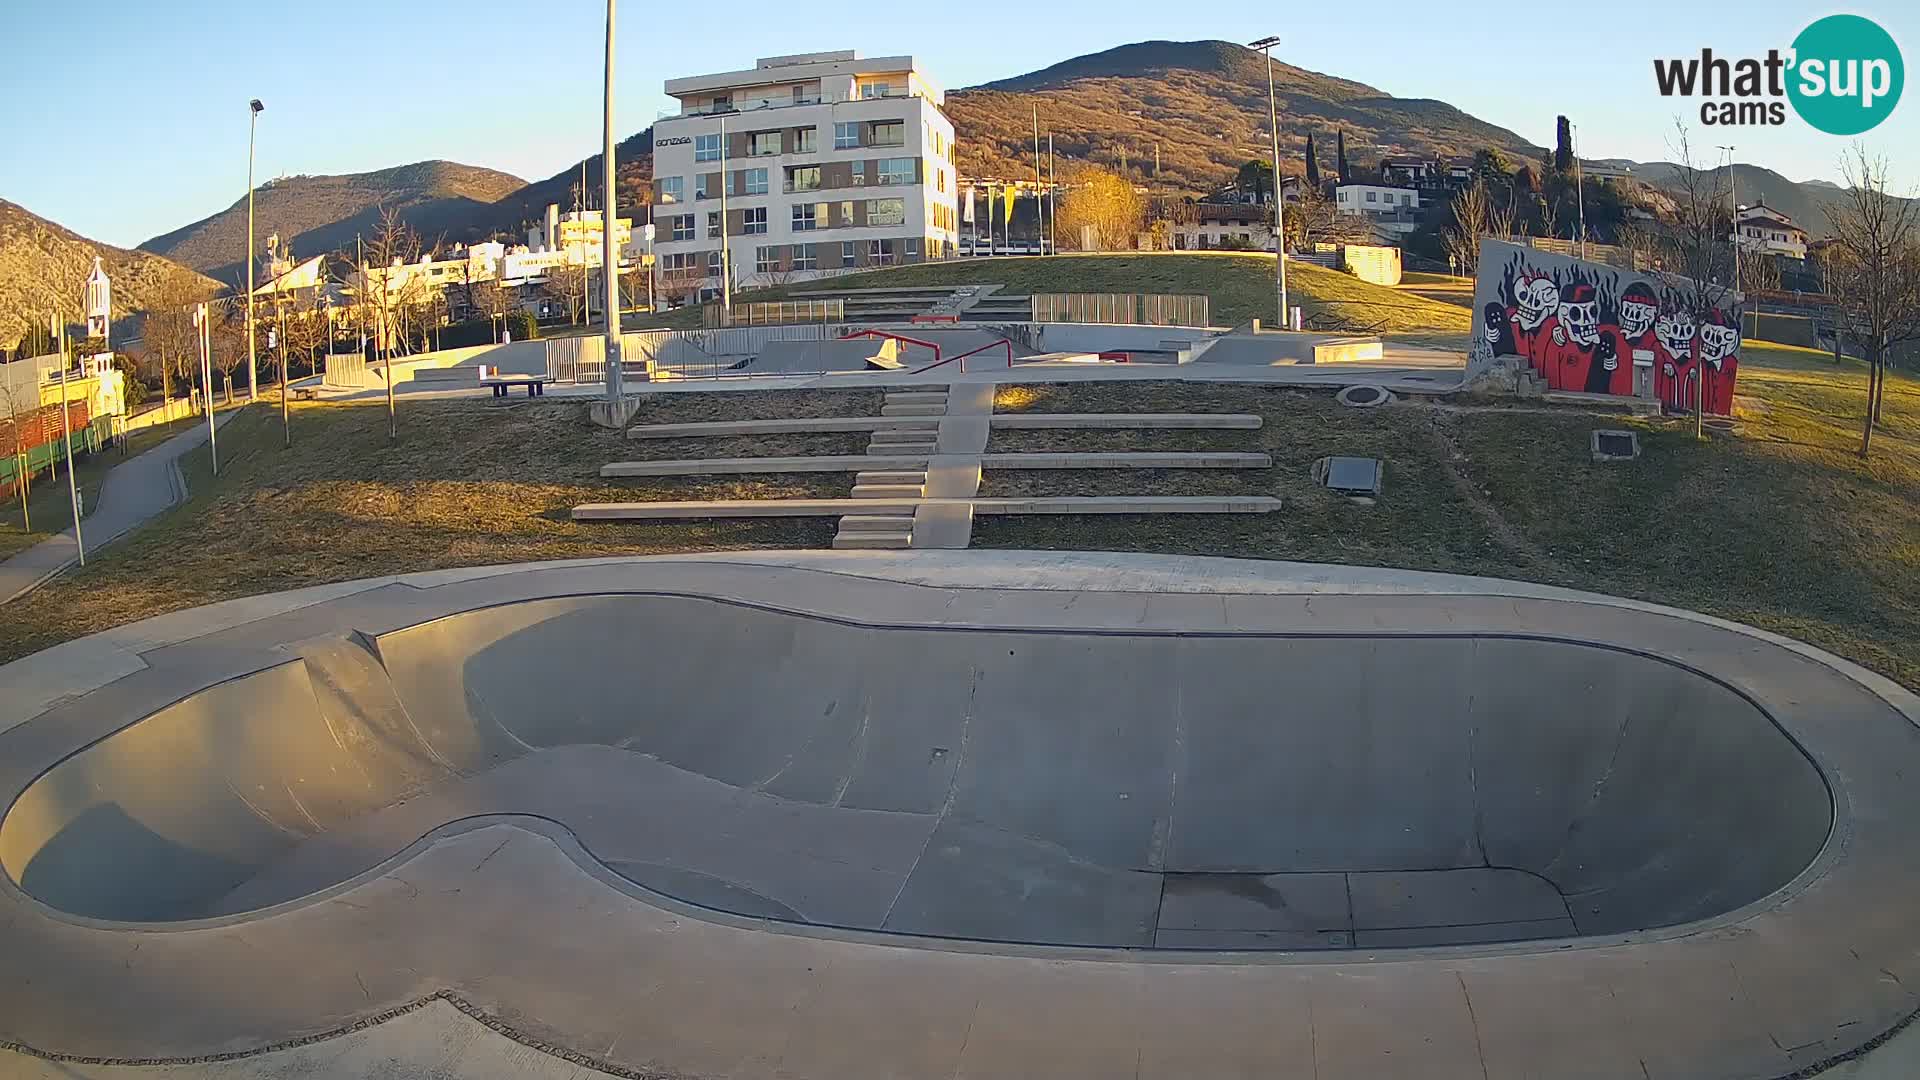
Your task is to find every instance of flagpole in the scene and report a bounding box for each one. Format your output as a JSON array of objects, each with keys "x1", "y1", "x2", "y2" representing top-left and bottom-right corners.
[
  {"x1": 55, "y1": 316, "x2": 83, "y2": 566},
  {"x1": 1032, "y1": 107, "x2": 1044, "y2": 255}
]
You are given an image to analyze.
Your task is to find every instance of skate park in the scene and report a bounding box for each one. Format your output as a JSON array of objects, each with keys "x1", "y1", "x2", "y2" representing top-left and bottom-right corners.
[{"x1": 3, "y1": 551, "x2": 1919, "y2": 1079}]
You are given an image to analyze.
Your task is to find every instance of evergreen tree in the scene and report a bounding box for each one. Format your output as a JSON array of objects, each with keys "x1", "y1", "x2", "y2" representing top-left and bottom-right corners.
[
  {"x1": 1304, "y1": 132, "x2": 1321, "y2": 189},
  {"x1": 1336, "y1": 130, "x2": 1350, "y2": 184},
  {"x1": 1554, "y1": 116, "x2": 1573, "y2": 173}
]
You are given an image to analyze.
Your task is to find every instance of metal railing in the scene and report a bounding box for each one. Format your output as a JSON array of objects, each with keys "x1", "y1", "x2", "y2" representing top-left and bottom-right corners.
[
  {"x1": 703, "y1": 298, "x2": 844, "y2": 328},
  {"x1": 1032, "y1": 293, "x2": 1210, "y2": 327}
]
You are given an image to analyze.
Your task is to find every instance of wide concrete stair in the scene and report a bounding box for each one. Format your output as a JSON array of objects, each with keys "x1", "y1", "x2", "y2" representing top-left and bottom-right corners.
[{"x1": 836, "y1": 388, "x2": 950, "y2": 548}]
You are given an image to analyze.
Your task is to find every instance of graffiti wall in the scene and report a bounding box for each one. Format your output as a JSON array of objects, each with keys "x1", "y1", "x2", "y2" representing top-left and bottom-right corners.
[{"x1": 1468, "y1": 240, "x2": 1743, "y2": 414}]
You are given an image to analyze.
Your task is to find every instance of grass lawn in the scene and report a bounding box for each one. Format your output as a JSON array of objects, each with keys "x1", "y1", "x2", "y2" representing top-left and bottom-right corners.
[
  {"x1": 6, "y1": 340, "x2": 1917, "y2": 697},
  {"x1": 0, "y1": 409, "x2": 218, "y2": 561},
  {"x1": 661, "y1": 254, "x2": 1473, "y2": 338},
  {"x1": 0, "y1": 399, "x2": 852, "y2": 665}
]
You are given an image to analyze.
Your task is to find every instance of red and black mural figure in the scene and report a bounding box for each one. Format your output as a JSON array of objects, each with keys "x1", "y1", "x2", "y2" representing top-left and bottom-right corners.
[{"x1": 1471, "y1": 240, "x2": 1743, "y2": 414}]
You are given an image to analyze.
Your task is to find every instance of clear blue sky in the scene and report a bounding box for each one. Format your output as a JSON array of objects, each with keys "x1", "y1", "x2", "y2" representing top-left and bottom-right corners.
[{"x1": 2, "y1": 0, "x2": 1914, "y2": 248}]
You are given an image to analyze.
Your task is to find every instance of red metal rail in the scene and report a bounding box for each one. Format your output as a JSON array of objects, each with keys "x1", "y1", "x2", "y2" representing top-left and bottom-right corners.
[
  {"x1": 947, "y1": 338, "x2": 1014, "y2": 371},
  {"x1": 838, "y1": 329, "x2": 941, "y2": 369}
]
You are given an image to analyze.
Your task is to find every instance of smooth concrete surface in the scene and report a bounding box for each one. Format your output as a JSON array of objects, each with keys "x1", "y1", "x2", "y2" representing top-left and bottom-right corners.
[
  {"x1": 601, "y1": 452, "x2": 1271, "y2": 476},
  {"x1": 0, "y1": 410, "x2": 238, "y2": 604},
  {"x1": 627, "y1": 415, "x2": 937, "y2": 438},
  {"x1": 990, "y1": 412, "x2": 1263, "y2": 429},
  {"x1": 1, "y1": 552, "x2": 1917, "y2": 1080}
]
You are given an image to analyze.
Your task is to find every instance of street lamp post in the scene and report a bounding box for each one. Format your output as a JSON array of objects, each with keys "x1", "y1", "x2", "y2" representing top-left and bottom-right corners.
[
  {"x1": 601, "y1": 0, "x2": 624, "y2": 403},
  {"x1": 1572, "y1": 121, "x2": 1587, "y2": 259},
  {"x1": 1718, "y1": 145, "x2": 1740, "y2": 291},
  {"x1": 1249, "y1": 36, "x2": 1287, "y2": 329},
  {"x1": 245, "y1": 99, "x2": 263, "y2": 403}
]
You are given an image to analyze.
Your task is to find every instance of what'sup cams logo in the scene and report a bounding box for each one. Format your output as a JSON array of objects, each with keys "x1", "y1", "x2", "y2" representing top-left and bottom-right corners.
[{"x1": 1653, "y1": 14, "x2": 1903, "y2": 133}]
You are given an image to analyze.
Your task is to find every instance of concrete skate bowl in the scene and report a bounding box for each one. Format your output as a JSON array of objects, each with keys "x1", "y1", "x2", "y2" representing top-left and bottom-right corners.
[{"x1": 0, "y1": 594, "x2": 1832, "y2": 949}]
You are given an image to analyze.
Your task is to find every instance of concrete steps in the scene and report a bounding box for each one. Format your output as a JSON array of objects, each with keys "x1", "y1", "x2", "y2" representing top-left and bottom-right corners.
[
  {"x1": 831, "y1": 506, "x2": 916, "y2": 550},
  {"x1": 884, "y1": 392, "x2": 950, "y2": 406},
  {"x1": 856, "y1": 469, "x2": 929, "y2": 485},
  {"x1": 881, "y1": 403, "x2": 947, "y2": 417}
]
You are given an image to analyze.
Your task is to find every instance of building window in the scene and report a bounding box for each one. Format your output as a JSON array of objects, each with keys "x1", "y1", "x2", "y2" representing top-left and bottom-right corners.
[
  {"x1": 707, "y1": 211, "x2": 721, "y2": 239},
  {"x1": 936, "y1": 170, "x2": 946, "y2": 194},
  {"x1": 656, "y1": 176, "x2": 683, "y2": 205},
  {"x1": 861, "y1": 82, "x2": 899, "y2": 99},
  {"x1": 740, "y1": 168, "x2": 768, "y2": 196},
  {"x1": 755, "y1": 245, "x2": 779, "y2": 274},
  {"x1": 833, "y1": 122, "x2": 860, "y2": 150},
  {"x1": 869, "y1": 121, "x2": 904, "y2": 147},
  {"x1": 868, "y1": 238, "x2": 895, "y2": 265},
  {"x1": 742, "y1": 207, "x2": 767, "y2": 235},
  {"x1": 695, "y1": 174, "x2": 713, "y2": 200},
  {"x1": 786, "y1": 165, "x2": 821, "y2": 193},
  {"x1": 842, "y1": 240, "x2": 858, "y2": 265},
  {"x1": 866, "y1": 198, "x2": 906, "y2": 227},
  {"x1": 931, "y1": 131, "x2": 943, "y2": 157},
  {"x1": 838, "y1": 200, "x2": 854, "y2": 225},
  {"x1": 905, "y1": 237, "x2": 920, "y2": 259},
  {"x1": 878, "y1": 157, "x2": 915, "y2": 185},
  {"x1": 792, "y1": 243, "x2": 817, "y2": 271},
  {"x1": 792, "y1": 203, "x2": 824, "y2": 231},
  {"x1": 1365, "y1": 191, "x2": 1377, "y2": 203},
  {"x1": 670, "y1": 215, "x2": 695, "y2": 242},
  {"x1": 695, "y1": 133, "x2": 722, "y2": 162},
  {"x1": 794, "y1": 127, "x2": 817, "y2": 154},
  {"x1": 851, "y1": 160, "x2": 866, "y2": 186},
  {"x1": 747, "y1": 131, "x2": 780, "y2": 157},
  {"x1": 708, "y1": 250, "x2": 722, "y2": 274}
]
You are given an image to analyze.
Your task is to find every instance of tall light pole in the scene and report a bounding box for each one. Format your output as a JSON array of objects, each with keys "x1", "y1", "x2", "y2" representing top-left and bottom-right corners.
[
  {"x1": 245, "y1": 99, "x2": 264, "y2": 402},
  {"x1": 1250, "y1": 36, "x2": 1287, "y2": 329},
  {"x1": 1572, "y1": 121, "x2": 1587, "y2": 260},
  {"x1": 718, "y1": 113, "x2": 733, "y2": 322},
  {"x1": 1718, "y1": 145, "x2": 1740, "y2": 290},
  {"x1": 601, "y1": 0, "x2": 624, "y2": 402}
]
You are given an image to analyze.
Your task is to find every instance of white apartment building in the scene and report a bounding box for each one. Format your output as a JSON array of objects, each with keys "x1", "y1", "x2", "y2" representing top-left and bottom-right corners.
[
  {"x1": 1732, "y1": 202, "x2": 1809, "y2": 260},
  {"x1": 1334, "y1": 184, "x2": 1421, "y2": 237},
  {"x1": 650, "y1": 50, "x2": 960, "y2": 299}
]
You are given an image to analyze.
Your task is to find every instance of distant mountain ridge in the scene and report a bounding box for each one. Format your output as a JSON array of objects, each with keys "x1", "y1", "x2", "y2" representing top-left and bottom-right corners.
[
  {"x1": 139, "y1": 160, "x2": 528, "y2": 287},
  {"x1": 0, "y1": 199, "x2": 216, "y2": 352},
  {"x1": 947, "y1": 40, "x2": 1542, "y2": 192}
]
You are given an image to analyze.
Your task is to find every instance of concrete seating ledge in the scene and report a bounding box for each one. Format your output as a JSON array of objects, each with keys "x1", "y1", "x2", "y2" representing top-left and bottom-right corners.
[
  {"x1": 625, "y1": 413, "x2": 1263, "y2": 439},
  {"x1": 573, "y1": 496, "x2": 1282, "y2": 520},
  {"x1": 600, "y1": 452, "x2": 1273, "y2": 477}
]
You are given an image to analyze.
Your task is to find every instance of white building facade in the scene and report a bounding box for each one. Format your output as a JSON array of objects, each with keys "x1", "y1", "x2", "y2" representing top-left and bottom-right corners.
[
  {"x1": 1334, "y1": 184, "x2": 1421, "y2": 237},
  {"x1": 1733, "y1": 203, "x2": 1809, "y2": 260},
  {"x1": 650, "y1": 51, "x2": 960, "y2": 299}
]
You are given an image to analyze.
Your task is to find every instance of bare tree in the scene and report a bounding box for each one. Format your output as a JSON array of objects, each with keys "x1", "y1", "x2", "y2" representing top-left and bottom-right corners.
[
  {"x1": 141, "y1": 270, "x2": 208, "y2": 404},
  {"x1": 362, "y1": 204, "x2": 422, "y2": 440},
  {"x1": 1824, "y1": 145, "x2": 1920, "y2": 456},
  {"x1": 1656, "y1": 121, "x2": 1739, "y2": 311},
  {"x1": 541, "y1": 261, "x2": 589, "y2": 324},
  {"x1": 1442, "y1": 178, "x2": 1516, "y2": 272}
]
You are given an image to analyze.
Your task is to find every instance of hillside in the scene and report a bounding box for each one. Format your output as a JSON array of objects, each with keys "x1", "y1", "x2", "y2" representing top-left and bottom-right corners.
[
  {"x1": 1626, "y1": 161, "x2": 1893, "y2": 239},
  {"x1": 139, "y1": 160, "x2": 528, "y2": 286},
  {"x1": 0, "y1": 199, "x2": 218, "y2": 352},
  {"x1": 948, "y1": 40, "x2": 1542, "y2": 192}
]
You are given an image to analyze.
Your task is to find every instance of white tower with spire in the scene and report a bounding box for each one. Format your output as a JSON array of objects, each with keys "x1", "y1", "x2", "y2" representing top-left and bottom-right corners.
[{"x1": 84, "y1": 257, "x2": 112, "y2": 346}]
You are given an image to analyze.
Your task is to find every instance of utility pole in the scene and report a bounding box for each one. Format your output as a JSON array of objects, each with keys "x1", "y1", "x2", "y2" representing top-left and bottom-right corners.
[
  {"x1": 1573, "y1": 122, "x2": 1587, "y2": 260},
  {"x1": 1719, "y1": 145, "x2": 1741, "y2": 291},
  {"x1": 276, "y1": 278, "x2": 289, "y2": 447},
  {"x1": 1032, "y1": 106, "x2": 1044, "y2": 256},
  {"x1": 718, "y1": 113, "x2": 733, "y2": 323},
  {"x1": 1048, "y1": 135, "x2": 1056, "y2": 256},
  {"x1": 601, "y1": 0, "x2": 624, "y2": 402},
  {"x1": 194, "y1": 303, "x2": 218, "y2": 475},
  {"x1": 1250, "y1": 36, "x2": 1288, "y2": 328},
  {"x1": 54, "y1": 316, "x2": 83, "y2": 566},
  {"x1": 580, "y1": 158, "x2": 591, "y2": 326},
  {"x1": 245, "y1": 98, "x2": 264, "y2": 402}
]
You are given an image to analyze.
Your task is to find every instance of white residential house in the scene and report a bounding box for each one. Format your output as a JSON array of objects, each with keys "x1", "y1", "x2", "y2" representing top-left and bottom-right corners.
[
  {"x1": 1169, "y1": 204, "x2": 1276, "y2": 252},
  {"x1": 1334, "y1": 184, "x2": 1421, "y2": 236},
  {"x1": 649, "y1": 50, "x2": 960, "y2": 299},
  {"x1": 1732, "y1": 202, "x2": 1809, "y2": 260}
]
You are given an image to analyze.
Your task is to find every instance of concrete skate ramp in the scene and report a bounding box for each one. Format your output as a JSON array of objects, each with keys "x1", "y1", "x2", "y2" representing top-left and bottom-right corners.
[
  {"x1": 749, "y1": 337, "x2": 900, "y2": 372},
  {"x1": 0, "y1": 595, "x2": 1829, "y2": 947}
]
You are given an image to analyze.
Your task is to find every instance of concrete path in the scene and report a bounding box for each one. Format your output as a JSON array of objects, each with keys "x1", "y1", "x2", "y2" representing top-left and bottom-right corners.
[{"x1": 0, "y1": 411, "x2": 235, "y2": 603}]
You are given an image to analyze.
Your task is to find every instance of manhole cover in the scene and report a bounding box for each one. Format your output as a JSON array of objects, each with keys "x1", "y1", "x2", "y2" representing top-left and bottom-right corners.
[
  {"x1": 1591, "y1": 429, "x2": 1640, "y2": 462},
  {"x1": 1336, "y1": 384, "x2": 1394, "y2": 408}
]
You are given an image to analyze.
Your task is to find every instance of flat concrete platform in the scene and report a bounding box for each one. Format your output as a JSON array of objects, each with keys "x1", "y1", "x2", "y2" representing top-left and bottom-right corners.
[
  {"x1": 990, "y1": 411, "x2": 1262, "y2": 429},
  {"x1": 1, "y1": 551, "x2": 1917, "y2": 1080},
  {"x1": 601, "y1": 452, "x2": 1272, "y2": 476},
  {"x1": 572, "y1": 495, "x2": 1285, "y2": 518}
]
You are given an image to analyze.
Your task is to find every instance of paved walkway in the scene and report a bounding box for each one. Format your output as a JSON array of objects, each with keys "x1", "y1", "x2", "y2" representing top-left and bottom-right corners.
[{"x1": 0, "y1": 412, "x2": 235, "y2": 603}]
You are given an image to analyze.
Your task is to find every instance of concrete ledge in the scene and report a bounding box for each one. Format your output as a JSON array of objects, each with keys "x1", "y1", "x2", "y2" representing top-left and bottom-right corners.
[
  {"x1": 601, "y1": 455, "x2": 927, "y2": 477},
  {"x1": 627, "y1": 417, "x2": 937, "y2": 438},
  {"x1": 990, "y1": 413, "x2": 1262, "y2": 430},
  {"x1": 600, "y1": 452, "x2": 1271, "y2": 477},
  {"x1": 572, "y1": 496, "x2": 1283, "y2": 520},
  {"x1": 980, "y1": 452, "x2": 1272, "y2": 469}
]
